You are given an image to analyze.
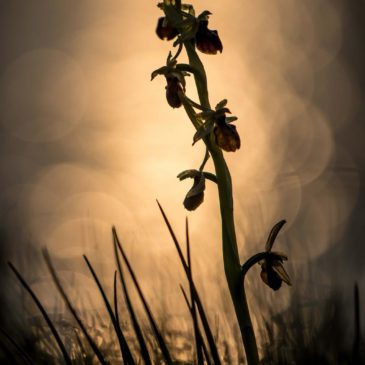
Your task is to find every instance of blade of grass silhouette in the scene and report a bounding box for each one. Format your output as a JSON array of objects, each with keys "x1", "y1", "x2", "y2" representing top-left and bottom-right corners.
[
  {"x1": 0, "y1": 331, "x2": 30, "y2": 365},
  {"x1": 156, "y1": 201, "x2": 221, "y2": 365},
  {"x1": 83, "y1": 255, "x2": 135, "y2": 365},
  {"x1": 0, "y1": 337, "x2": 21, "y2": 365},
  {"x1": 180, "y1": 285, "x2": 212, "y2": 365},
  {"x1": 113, "y1": 237, "x2": 152, "y2": 365},
  {"x1": 352, "y1": 282, "x2": 360, "y2": 364},
  {"x1": 113, "y1": 271, "x2": 120, "y2": 326},
  {"x1": 42, "y1": 249, "x2": 109, "y2": 365},
  {"x1": 186, "y1": 218, "x2": 204, "y2": 365},
  {"x1": 8, "y1": 262, "x2": 72, "y2": 365},
  {"x1": 112, "y1": 227, "x2": 173, "y2": 365},
  {"x1": 0, "y1": 327, "x2": 35, "y2": 365}
]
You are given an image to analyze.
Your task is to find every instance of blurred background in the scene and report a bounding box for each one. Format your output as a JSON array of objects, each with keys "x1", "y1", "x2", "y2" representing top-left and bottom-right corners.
[{"x1": 0, "y1": 0, "x2": 364, "y2": 362}]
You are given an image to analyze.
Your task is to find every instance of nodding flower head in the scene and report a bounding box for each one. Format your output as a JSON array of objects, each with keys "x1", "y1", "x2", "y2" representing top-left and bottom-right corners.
[
  {"x1": 156, "y1": 17, "x2": 179, "y2": 41},
  {"x1": 165, "y1": 75, "x2": 184, "y2": 108},
  {"x1": 195, "y1": 12, "x2": 223, "y2": 55},
  {"x1": 259, "y1": 220, "x2": 291, "y2": 291},
  {"x1": 183, "y1": 174, "x2": 205, "y2": 211},
  {"x1": 260, "y1": 252, "x2": 291, "y2": 291},
  {"x1": 214, "y1": 116, "x2": 241, "y2": 152},
  {"x1": 151, "y1": 60, "x2": 188, "y2": 109}
]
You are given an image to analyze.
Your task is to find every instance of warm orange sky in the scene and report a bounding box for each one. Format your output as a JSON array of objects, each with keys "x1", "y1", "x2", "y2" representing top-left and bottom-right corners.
[{"x1": 0, "y1": 0, "x2": 364, "y2": 344}]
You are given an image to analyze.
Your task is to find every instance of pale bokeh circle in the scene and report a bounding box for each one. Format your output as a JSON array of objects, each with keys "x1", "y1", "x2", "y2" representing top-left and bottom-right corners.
[{"x1": 0, "y1": 48, "x2": 88, "y2": 142}]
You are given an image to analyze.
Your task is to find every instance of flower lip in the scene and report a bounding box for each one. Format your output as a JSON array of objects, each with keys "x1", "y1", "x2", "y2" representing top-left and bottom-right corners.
[
  {"x1": 195, "y1": 19, "x2": 223, "y2": 55},
  {"x1": 214, "y1": 118, "x2": 241, "y2": 152},
  {"x1": 165, "y1": 75, "x2": 184, "y2": 108},
  {"x1": 156, "y1": 17, "x2": 179, "y2": 41},
  {"x1": 259, "y1": 252, "x2": 291, "y2": 290}
]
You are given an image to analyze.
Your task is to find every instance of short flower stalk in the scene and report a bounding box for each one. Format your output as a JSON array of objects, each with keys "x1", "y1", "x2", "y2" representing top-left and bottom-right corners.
[{"x1": 153, "y1": 1, "x2": 291, "y2": 364}]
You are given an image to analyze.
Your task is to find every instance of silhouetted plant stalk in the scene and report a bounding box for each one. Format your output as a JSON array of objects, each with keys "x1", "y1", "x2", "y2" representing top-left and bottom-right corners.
[{"x1": 153, "y1": 1, "x2": 292, "y2": 364}]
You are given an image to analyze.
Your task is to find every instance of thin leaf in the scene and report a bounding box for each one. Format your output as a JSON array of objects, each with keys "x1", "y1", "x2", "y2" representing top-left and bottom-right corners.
[
  {"x1": 42, "y1": 249, "x2": 109, "y2": 365},
  {"x1": 177, "y1": 170, "x2": 217, "y2": 184},
  {"x1": 112, "y1": 228, "x2": 173, "y2": 365},
  {"x1": 215, "y1": 99, "x2": 227, "y2": 110},
  {"x1": 83, "y1": 255, "x2": 135, "y2": 365},
  {"x1": 113, "y1": 271, "x2": 120, "y2": 330},
  {"x1": 0, "y1": 327, "x2": 35, "y2": 365},
  {"x1": 8, "y1": 262, "x2": 72, "y2": 365},
  {"x1": 180, "y1": 286, "x2": 212, "y2": 365},
  {"x1": 177, "y1": 169, "x2": 200, "y2": 181},
  {"x1": 113, "y1": 240, "x2": 152, "y2": 365},
  {"x1": 156, "y1": 202, "x2": 221, "y2": 365},
  {"x1": 151, "y1": 66, "x2": 168, "y2": 81},
  {"x1": 186, "y1": 219, "x2": 204, "y2": 365},
  {"x1": 0, "y1": 337, "x2": 20, "y2": 365},
  {"x1": 225, "y1": 116, "x2": 238, "y2": 124},
  {"x1": 192, "y1": 121, "x2": 214, "y2": 145}
]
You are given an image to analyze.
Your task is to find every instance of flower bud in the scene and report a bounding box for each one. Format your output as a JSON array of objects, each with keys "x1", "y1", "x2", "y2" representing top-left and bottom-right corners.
[
  {"x1": 183, "y1": 175, "x2": 205, "y2": 211},
  {"x1": 156, "y1": 17, "x2": 178, "y2": 41},
  {"x1": 195, "y1": 20, "x2": 223, "y2": 55},
  {"x1": 214, "y1": 119, "x2": 240, "y2": 152},
  {"x1": 165, "y1": 76, "x2": 183, "y2": 108}
]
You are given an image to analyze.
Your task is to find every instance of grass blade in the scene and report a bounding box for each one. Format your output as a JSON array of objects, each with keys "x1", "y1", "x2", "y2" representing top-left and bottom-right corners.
[
  {"x1": 113, "y1": 239, "x2": 152, "y2": 365},
  {"x1": 0, "y1": 336, "x2": 21, "y2": 365},
  {"x1": 8, "y1": 262, "x2": 72, "y2": 365},
  {"x1": 83, "y1": 255, "x2": 135, "y2": 365},
  {"x1": 180, "y1": 285, "x2": 212, "y2": 365},
  {"x1": 185, "y1": 218, "x2": 204, "y2": 365},
  {"x1": 42, "y1": 249, "x2": 109, "y2": 365},
  {"x1": 157, "y1": 201, "x2": 221, "y2": 365},
  {"x1": 352, "y1": 282, "x2": 361, "y2": 364},
  {"x1": 112, "y1": 227, "x2": 173, "y2": 365},
  {"x1": 0, "y1": 327, "x2": 35, "y2": 365},
  {"x1": 0, "y1": 329, "x2": 31, "y2": 365},
  {"x1": 113, "y1": 271, "x2": 120, "y2": 327}
]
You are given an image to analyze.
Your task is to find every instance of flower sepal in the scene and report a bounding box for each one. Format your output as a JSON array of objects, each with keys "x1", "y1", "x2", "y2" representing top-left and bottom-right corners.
[
  {"x1": 156, "y1": 17, "x2": 179, "y2": 41},
  {"x1": 192, "y1": 119, "x2": 215, "y2": 145},
  {"x1": 195, "y1": 11, "x2": 223, "y2": 55},
  {"x1": 183, "y1": 173, "x2": 206, "y2": 211},
  {"x1": 151, "y1": 57, "x2": 191, "y2": 108},
  {"x1": 258, "y1": 221, "x2": 292, "y2": 291}
]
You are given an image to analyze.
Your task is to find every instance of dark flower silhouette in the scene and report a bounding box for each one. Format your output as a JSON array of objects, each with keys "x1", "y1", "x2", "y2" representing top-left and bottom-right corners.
[
  {"x1": 260, "y1": 252, "x2": 291, "y2": 291},
  {"x1": 165, "y1": 75, "x2": 184, "y2": 108},
  {"x1": 259, "y1": 220, "x2": 291, "y2": 291},
  {"x1": 156, "y1": 17, "x2": 179, "y2": 41},
  {"x1": 196, "y1": 19, "x2": 223, "y2": 54},
  {"x1": 183, "y1": 174, "x2": 205, "y2": 211},
  {"x1": 214, "y1": 117, "x2": 240, "y2": 152}
]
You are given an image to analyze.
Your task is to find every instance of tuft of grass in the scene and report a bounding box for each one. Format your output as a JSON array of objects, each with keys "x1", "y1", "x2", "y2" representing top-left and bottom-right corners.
[
  {"x1": 260, "y1": 282, "x2": 364, "y2": 365},
  {"x1": 3, "y1": 208, "x2": 363, "y2": 364}
]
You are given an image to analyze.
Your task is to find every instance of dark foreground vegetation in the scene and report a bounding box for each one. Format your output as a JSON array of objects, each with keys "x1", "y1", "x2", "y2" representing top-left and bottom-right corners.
[{"x1": 0, "y1": 209, "x2": 363, "y2": 364}]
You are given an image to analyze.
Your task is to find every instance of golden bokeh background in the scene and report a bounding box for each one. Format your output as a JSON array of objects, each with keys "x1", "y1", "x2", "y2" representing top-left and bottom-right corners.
[{"x1": 0, "y1": 0, "x2": 364, "y2": 350}]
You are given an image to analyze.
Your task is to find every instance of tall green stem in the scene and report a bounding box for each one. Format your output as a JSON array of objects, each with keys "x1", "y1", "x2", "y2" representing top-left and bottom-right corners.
[
  {"x1": 183, "y1": 40, "x2": 260, "y2": 365},
  {"x1": 161, "y1": 2, "x2": 260, "y2": 362}
]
